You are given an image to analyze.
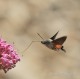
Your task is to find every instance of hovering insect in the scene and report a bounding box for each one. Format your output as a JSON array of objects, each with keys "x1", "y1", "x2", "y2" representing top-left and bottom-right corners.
[
  {"x1": 22, "y1": 31, "x2": 67, "y2": 56},
  {"x1": 37, "y1": 31, "x2": 67, "y2": 52}
]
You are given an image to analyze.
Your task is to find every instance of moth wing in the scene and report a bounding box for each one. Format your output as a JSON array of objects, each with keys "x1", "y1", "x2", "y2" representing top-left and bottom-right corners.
[
  {"x1": 50, "y1": 31, "x2": 59, "y2": 40},
  {"x1": 52, "y1": 36, "x2": 67, "y2": 45}
]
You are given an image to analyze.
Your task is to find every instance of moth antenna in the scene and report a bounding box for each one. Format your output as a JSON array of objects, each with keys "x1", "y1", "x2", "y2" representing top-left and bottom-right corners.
[
  {"x1": 22, "y1": 41, "x2": 41, "y2": 56},
  {"x1": 37, "y1": 33, "x2": 44, "y2": 40}
]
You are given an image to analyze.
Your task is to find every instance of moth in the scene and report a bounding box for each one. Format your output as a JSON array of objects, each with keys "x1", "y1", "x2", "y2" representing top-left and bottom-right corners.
[
  {"x1": 37, "y1": 31, "x2": 67, "y2": 52},
  {"x1": 22, "y1": 31, "x2": 67, "y2": 56}
]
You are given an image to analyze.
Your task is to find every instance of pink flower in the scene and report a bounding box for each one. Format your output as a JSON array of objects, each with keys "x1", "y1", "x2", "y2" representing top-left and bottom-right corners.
[{"x1": 0, "y1": 38, "x2": 20, "y2": 73}]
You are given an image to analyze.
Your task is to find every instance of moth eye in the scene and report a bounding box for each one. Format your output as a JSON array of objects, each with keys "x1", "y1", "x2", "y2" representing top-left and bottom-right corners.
[
  {"x1": 41, "y1": 41, "x2": 47, "y2": 44},
  {"x1": 41, "y1": 41, "x2": 44, "y2": 44}
]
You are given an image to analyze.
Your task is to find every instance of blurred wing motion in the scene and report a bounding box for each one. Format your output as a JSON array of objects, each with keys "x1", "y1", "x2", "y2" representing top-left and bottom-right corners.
[
  {"x1": 50, "y1": 31, "x2": 59, "y2": 40},
  {"x1": 53, "y1": 36, "x2": 67, "y2": 45}
]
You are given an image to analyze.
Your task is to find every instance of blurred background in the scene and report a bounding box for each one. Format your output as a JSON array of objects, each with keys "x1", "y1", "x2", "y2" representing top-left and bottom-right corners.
[{"x1": 0, "y1": 0, "x2": 80, "y2": 79}]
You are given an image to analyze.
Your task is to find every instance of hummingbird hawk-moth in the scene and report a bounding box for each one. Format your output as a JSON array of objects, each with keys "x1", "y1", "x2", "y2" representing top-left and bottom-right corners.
[
  {"x1": 38, "y1": 31, "x2": 67, "y2": 52},
  {"x1": 22, "y1": 31, "x2": 67, "y2": 56}
]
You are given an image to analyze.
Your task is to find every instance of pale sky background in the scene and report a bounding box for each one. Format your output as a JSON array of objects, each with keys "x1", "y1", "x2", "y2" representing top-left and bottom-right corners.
[{"x1": 0, "y1": 0, "x2": 80, "y2": 79}]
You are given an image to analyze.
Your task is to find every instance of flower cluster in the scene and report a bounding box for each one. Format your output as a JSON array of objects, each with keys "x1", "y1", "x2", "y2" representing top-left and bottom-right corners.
[{"x1": 0, "y1": 38, "x2": 20, "y2": 73}]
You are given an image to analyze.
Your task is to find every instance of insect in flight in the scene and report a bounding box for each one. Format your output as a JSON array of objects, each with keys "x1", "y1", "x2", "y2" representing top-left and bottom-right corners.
[
  {"x1": 37, "y1": 31, "x2": 67, "y2": 52},
  {"x1": 22, "y1": 31, "x2": 67, "y2": 56}
]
